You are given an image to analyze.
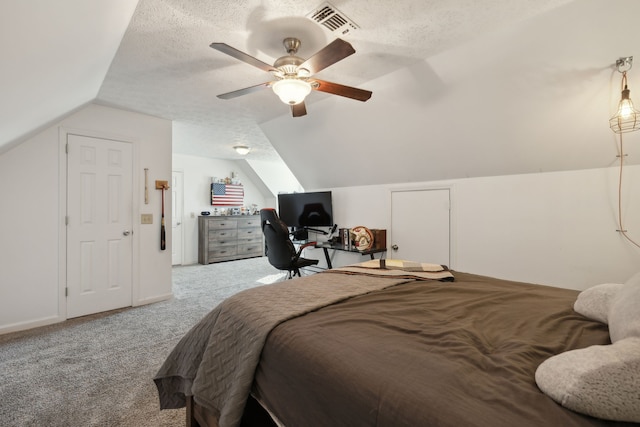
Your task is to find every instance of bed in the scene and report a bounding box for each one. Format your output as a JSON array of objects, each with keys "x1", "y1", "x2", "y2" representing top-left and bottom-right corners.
[{"x1": 154, "y1": 261, "x2": 639, "y2": 427}]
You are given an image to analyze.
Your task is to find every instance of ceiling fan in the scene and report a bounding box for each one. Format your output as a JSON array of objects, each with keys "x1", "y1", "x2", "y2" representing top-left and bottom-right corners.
[{"x1": 210, "y1": 37, "x2": 372, "y2": 117}]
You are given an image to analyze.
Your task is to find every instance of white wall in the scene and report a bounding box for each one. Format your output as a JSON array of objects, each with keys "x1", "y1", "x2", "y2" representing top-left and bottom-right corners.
[
  {"x1": 172, "y1": 154, "x2": 269, "y2": 265},
  {"x1": 452, "y1": 167, "x2": 640, "y2": 288},
  {"x1": 305, "y1": 165, "x2": 640, "y2": 290},
  {"x1": 0, "y1": 103, "x2": 172, "y2": 334}
]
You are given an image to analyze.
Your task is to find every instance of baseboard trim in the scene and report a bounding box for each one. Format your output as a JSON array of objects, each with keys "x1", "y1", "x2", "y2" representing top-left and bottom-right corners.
[
  {"x1": 0, "y1": 314, "x2": 64, "y2": 336},
  {"x1": 133, "y1": 292, "x2": 173, "y2": 307},
  {"x1": 0, "y1": 294, "x2": 174, "y2": 335}
]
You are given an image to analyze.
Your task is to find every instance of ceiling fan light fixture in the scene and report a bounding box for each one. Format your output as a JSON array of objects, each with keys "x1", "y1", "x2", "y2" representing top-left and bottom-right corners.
[
  {"x1": 211, "y1": 37, "x2": 371, "y2": 117},
  {"x1": 233, "y1": 145, "x2": 251, "y2": 155},
  {"x1": 272, "y1": 78, "x2": 312, "y2": 105}
]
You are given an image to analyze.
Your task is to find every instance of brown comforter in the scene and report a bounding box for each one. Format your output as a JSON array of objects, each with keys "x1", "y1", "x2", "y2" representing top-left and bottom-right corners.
[
  {"x1": 155, "y1": 267, "x2": 448, "y2": 426},
  {"x1": 253, "y1": 271, "x2": 634, "y2": 427},
  {"x1": 156, "y1": 267, "x2": 634, "y2": 427}
]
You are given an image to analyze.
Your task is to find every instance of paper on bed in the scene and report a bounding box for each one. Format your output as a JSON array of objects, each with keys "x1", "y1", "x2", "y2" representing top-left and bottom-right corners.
[
  {"x1": 355, "y1": 258, "x2": 447, "y2": 271},
  {"x1": 328, "y1": 259, "x2": 455, "y2": 281}
]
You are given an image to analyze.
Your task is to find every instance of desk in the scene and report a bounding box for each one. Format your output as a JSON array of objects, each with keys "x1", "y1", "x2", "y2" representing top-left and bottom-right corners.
[{"x1": 315, "y1": 242, "x2": 387, "y2": 269}]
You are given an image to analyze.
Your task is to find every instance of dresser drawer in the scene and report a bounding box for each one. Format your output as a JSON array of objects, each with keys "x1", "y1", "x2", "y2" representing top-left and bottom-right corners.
[
  {"x1": 238, "y1": 235, "x2": 262, "y2": 245},
  {"x1": 237, "y1": 217, "x2": 261, "y2": 228},
  {"x1": 208, "y1": 246, "x2": 238, "y2": 259},
  {"x1": 207, "y1": 219, "x2": 237, "y2": 230},
  {"x1": 208, "y1": 239, "x2": 236, "y2": 248},
  {"x1": 237, "y1": 228, "x2": 260, "y2": 239},
  {"x1": 209, "y1": 229, "x2": 238, "y2": 240},
  {"x1": 238, "y1": 243, "x2": 263, "y2": 256}
]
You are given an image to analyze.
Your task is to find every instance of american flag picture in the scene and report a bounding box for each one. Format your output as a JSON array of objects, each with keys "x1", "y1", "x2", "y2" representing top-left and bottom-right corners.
[{"x1": 211, "y1": 183, "x2": 244, "y2": 206}]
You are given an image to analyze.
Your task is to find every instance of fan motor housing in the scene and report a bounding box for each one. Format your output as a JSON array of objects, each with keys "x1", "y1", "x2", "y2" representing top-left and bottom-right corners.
[{"x1": 274, "y1": 55, "x2": 305, "y2": 76}]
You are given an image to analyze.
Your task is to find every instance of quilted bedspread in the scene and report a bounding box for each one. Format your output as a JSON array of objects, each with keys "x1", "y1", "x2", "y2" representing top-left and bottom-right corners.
[{"x1": 154, "y1": 266, "x2": 448, "y2": 427}]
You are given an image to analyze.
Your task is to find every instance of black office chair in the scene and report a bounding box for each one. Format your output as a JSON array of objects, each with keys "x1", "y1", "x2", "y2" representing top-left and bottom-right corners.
[{"x1": 260, "y1": 208, "x2": 319, "y2": 279}]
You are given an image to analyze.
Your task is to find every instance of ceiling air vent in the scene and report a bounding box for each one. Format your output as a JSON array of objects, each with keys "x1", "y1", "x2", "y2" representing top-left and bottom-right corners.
[{"x1": 307, "y1": 2, "x2": 359, "y2": 36}]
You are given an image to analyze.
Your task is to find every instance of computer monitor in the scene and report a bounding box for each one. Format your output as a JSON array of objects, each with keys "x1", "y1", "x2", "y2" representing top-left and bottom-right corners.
[{"x1": 277, "y1": 191, "x2": 333, "y2": 229}]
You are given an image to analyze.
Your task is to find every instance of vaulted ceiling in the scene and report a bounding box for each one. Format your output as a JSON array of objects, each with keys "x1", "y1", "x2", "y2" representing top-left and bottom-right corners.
[{"x1": 4, "y1": 0, "x2": 640, "y2": 190}]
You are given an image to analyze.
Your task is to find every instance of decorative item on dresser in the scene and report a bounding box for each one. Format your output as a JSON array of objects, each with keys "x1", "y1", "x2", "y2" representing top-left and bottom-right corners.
[{"x1": 198, "y1": 215, "x2": 263, "y2": 264}]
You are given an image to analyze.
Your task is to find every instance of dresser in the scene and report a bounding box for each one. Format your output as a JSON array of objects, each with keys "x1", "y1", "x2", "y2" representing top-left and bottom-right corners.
[{"x1": 198, "y1": 215, "x2": 263, "y2": 264}]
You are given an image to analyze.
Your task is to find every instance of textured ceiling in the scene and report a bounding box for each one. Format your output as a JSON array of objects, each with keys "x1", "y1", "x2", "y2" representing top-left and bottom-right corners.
[
  {"x1": 13, "y1": 0, "x2": 632, "y2": 192},
  {"x1": 95, "y1": 0, "x2": 575, "y2": 162}
]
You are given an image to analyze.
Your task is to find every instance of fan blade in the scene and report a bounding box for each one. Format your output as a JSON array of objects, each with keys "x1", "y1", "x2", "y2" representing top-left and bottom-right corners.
[
  {"x1": 291, "y1": 102, "x2": 307, "y2": 117},
  {"x1": 210, "y1": 43, "x2": 276, "y2": 73},
  {"x1": 217, "y1": 82, "x2": 273, "y2": 100},
  {"x1": 312, "y1": 79, "x2": 372, "y2": 102},
  {"x1": 298, "y1": 39, "x2": 355, "y2": 75}
]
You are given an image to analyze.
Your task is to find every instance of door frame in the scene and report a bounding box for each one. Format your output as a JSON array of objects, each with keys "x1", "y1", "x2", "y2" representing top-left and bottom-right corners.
[
  {"x1": 171, "y1": 169, "x2": 184, "y2": 266},
  {"x1": 388, "y1": 183, "x2": 457, "y2": 269},
  {"x1": 57, "y1": 127, "x2": 141, "y2": 319}
]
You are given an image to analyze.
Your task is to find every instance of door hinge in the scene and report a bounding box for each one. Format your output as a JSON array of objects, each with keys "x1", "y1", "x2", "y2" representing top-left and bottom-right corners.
[
  {"x1": 65, "y1": 143, "x2": 69, "y2": 154},
  {"x1": 65, "y1": 287, "x2": 69, "y2": 297},
  {"x1": 65, "y1": 216, "x2": 69, "y2": 226}
]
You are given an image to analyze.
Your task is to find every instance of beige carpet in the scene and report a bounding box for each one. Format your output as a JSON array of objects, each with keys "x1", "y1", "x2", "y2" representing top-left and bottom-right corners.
[{"x1": 0, "y1": 257, "x2": 283, "y2": 427}]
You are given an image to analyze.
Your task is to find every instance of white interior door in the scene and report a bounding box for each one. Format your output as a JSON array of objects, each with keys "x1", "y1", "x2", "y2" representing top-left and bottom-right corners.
[
  {"x1": 391, "y1": 189, "x2": 450, "y2": 266},
  {"x1": 171, "y1": 171, "x2": 183, "y2": 265},
  {"x1": 66, "y1": 134, "x2": 133, "y2": 318}
]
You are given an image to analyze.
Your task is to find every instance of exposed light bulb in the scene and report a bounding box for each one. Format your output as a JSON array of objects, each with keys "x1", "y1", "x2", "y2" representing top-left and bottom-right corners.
[
  {"x1": 619, "y1": 97, "x2": 633, "y2": 120},
  {"x1": 609, "y1": 59, "x2": 640, "y2": 134}
]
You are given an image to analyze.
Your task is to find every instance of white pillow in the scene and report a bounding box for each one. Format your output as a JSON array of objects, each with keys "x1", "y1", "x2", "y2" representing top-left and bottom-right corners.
[
  {"x1": 535, "y1": 338, "x2": 640, "y2": 423},
  {"x1": 609, "y1": 272, "x2": 640, "y2": 343},
  {"x1": 573, "y1": 283, "x2": 623, "y2": 324}
]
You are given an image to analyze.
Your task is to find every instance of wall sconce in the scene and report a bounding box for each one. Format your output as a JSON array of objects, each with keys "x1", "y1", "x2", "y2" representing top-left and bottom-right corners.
[
  {"x1": 233, "y1": 145, "x2": 251, "y2": 155},
  {"x1": 609, "y1": 57, "x2": 640, "y2": 250},
  {"x1": 610, "y1": 56, "x2": 640, "y2": 134}
]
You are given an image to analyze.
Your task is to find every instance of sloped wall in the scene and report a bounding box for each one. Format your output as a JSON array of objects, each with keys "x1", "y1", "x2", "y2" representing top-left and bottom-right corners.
[{"x1": 0, "y1": 103, "x2": 172, "y2": 334}]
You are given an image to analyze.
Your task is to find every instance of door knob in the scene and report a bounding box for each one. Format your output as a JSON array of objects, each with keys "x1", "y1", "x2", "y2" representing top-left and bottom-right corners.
[
  {"x1": 123, "y1": 230, "x2": 131, "y2": 236},
  {"x1": 391, "y1": 244, "x2": 399, "y2": 251}
]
